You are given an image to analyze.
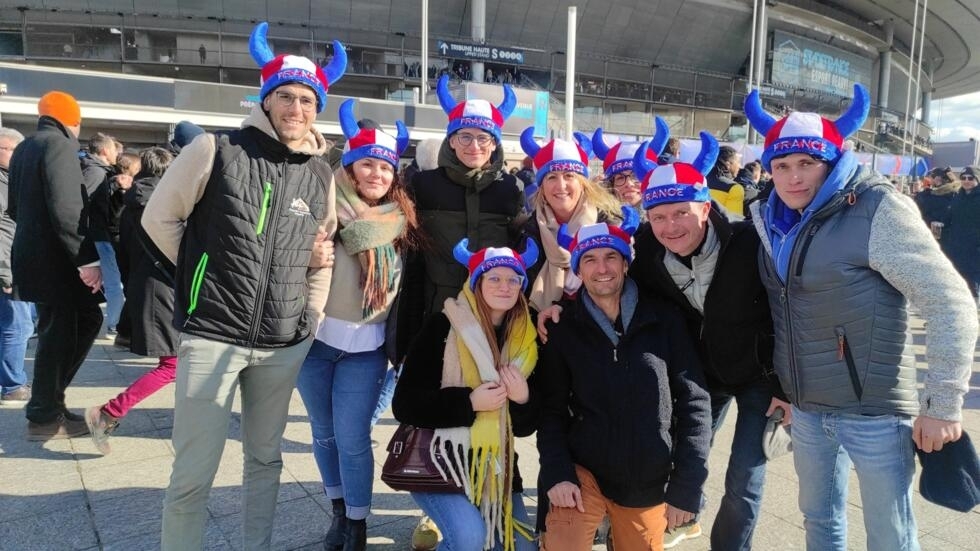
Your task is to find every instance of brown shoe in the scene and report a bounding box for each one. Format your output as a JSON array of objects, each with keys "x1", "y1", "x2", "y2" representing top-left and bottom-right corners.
[
  {"x1": 27, "y1": 413, "x2": 90, "y2": 441},
  {"x1": 1, "y1": 385, "x2": 31, "y2": 403}
]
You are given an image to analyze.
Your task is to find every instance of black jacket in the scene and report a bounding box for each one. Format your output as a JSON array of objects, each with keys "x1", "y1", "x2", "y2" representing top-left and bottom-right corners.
[
  {"x1": 629, "y1": 207, "x2": 782, "y2": 397},
  {"x1": 7, "y1": 116, "x2": 101, "y2": 305},
  {"x1": 392, "y1": 312, "x2": 539, "y2": 492},
  {"x1": 80, "y1": 153, "x2": 120, "y2": 243},
  {"x1": 941, "y1": 188, "x2": 980, "y2": 278},
  {"x1": 916, "y1": 184, "x2": 958, "y2": 225},
  {"x1": 536, "y1": 286, "x2": 711, "y2": 512},
  {"x1": 397, "y1": 159, "x2": 525, "y2": 360},
  {"x1": 0, "y1": 167, "x2": 14, "y2": 288},
  {"x1": 119, "y1": 176, "x2": 178, "y2": 357}
]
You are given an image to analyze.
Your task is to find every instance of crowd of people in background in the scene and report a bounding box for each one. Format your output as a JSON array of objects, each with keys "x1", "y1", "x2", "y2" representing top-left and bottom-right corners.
[{"x1": 1, "y1": 21, "x2": 978, "y2": 551}]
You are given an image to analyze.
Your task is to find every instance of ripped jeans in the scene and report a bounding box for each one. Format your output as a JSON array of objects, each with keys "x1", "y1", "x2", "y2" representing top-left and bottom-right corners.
[{"x1": 295, "y1": 340, "x2": 387, "y2": 519}]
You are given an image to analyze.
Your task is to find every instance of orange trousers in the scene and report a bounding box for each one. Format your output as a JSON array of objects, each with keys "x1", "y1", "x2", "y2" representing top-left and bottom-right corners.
[{"x1": 541, "y1": 465, "x2": 668, "y2": 551}]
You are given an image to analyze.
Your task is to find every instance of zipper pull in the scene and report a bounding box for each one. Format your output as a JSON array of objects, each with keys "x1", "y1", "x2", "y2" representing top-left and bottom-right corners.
[
  {"x1": 837, "y1": 333, "x2": 845, "y2": 361},
  {"x1": 613, "y1": 348, "x2": 618, "y2": 362},
  {"x1": 256, "y1": 181, "x2": 273, "y2": 235},
  {"x1": 779, "y1": 287, "x2": 787, "y2": 304}
]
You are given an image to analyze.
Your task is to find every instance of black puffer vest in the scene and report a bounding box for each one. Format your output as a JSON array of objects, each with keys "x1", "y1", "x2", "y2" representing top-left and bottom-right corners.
[{"x1": 173, "y1": 127, "x2": 328, "y2": 348}]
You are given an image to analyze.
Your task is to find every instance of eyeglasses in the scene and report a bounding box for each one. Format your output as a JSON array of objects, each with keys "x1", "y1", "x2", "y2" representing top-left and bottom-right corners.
[
  {"x1": 484, "y1": 274, "x2": 525, "y2": 288},
  {"x1": 963, "y1": 175, "x2": 976, "y2": 181},
  {"x1": 273, "y1": 91, "x2": 317, "y2": 112},
  {"x1": 453, "y1": 133, "x2": 494, "y2": 148},
  {"x1": 612, "y1": 172, "x2": 639, "y2": 188}
]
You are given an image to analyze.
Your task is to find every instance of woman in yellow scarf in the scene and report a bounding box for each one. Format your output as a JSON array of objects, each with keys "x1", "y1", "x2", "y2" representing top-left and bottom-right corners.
[{"x1": 392, "y1": 238, "x2": 540, "y2": 551}]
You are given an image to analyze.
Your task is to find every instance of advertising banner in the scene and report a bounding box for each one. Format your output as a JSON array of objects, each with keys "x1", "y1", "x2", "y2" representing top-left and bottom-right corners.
[{"x1": 771, "y1": 30, "x2": 872, "y2": 96}]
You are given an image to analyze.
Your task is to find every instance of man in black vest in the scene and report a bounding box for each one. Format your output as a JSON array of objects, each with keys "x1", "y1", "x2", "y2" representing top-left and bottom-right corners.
[
  {"x1": 141, "y1": 22, "x2": 345, "y2": 550},
  {"x1": 8, "y1": 91, "x2": 104, "y2": 440}
]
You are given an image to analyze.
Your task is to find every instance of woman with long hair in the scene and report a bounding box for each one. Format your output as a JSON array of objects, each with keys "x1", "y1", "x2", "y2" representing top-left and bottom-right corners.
[
  {"x1": 392, "y1": 239, "x2": 540, "y2": 551},
  {"x1": 296, "y1": 100, "x2": 421, "y2": 551},
  {"x1": 519, "y1": 129, "x2": 624, "y2": 315}
]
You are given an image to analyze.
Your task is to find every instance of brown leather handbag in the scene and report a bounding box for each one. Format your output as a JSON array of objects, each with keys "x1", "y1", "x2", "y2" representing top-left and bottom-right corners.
[{"x1": 380, "y1": 424, "x2": 464, "y2": 493}]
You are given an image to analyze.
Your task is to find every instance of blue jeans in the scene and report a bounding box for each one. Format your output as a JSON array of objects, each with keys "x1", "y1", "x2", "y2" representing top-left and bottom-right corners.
[
  {"x1": 95, "y1": 241, "x2": 124, "y2": 329},
  {"x1": 707, "y1": 383, "x2": 772, "y2": 551},
  {"x1": 371, "y1": 364, "x2": 398, "y2": 427},
  {"x1": 411, "y1": 491, "x2": 536, "y2": 551},
  {"x1": 791, "y1": 407, "x2": 919, "y2": 551},
  {"x1": 295, "y1": 340, "x2": 386, "y2": 520},
  {"x1": 0, "y1": 293, "x2": 33, "y2": 393}
]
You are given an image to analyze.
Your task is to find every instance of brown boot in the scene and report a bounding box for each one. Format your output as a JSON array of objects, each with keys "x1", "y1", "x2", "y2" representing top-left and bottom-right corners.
[
  {"x1": 27, "y1": 413, "x2": 90, "y2": 441},
  {"x1": 1, "y1": 385, "x2": 31, "y2": 403}
]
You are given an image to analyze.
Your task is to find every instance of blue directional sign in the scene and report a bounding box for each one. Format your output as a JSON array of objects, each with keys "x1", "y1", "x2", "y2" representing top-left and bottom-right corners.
[{"x1": 436, "y1": 40, "x2": 525, "y2": 64}]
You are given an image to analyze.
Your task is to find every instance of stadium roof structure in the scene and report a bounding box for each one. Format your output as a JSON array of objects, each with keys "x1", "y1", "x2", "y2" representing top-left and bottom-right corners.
[{"x1": 320, "y1": 0, "x2": 979, "y2": 100}]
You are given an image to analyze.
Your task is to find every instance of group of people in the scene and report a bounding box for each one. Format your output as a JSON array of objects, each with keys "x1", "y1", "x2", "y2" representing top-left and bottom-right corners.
[
  {"x1": 2, "y1": 20, "x2": 976, "y2": 551},
  {"x1": 914, "y1": 165, "x2": 980, "y2": 300}
]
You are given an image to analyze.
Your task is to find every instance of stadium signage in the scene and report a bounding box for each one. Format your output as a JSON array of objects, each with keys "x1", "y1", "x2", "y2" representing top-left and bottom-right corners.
[{"x1": 437, "y1": 40, "x2": 525, "y2": 64}]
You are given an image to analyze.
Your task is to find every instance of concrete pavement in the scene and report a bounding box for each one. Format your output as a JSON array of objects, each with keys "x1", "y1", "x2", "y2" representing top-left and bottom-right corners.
[{"x1": 1, "y1": 314, "x2": 978, "y2": 550}]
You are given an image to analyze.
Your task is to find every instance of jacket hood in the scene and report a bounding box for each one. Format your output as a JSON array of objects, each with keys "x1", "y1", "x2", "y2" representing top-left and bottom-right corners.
[
  {"x1": 242, "y1": 104, "x2": 327, "y2": 156},
  {"x1": 930, "y1": 180, "x2": 961, "y2": 196}
]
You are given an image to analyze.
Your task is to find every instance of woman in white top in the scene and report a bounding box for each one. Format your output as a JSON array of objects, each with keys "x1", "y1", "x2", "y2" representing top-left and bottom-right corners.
[{"x1": 296, "y1": 100, "x2": 421, "y2": 551}]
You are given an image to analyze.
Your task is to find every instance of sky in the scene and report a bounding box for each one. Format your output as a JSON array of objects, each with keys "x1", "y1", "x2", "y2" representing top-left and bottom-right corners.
[{"x1": 930, "y1": 91, "x2": 980, "y2": 142}]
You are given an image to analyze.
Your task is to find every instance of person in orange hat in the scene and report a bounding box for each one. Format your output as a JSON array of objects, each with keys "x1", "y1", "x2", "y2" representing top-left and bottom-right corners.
[{"x1": 6, "y1": 90, "x2": 104, "y2": 441}]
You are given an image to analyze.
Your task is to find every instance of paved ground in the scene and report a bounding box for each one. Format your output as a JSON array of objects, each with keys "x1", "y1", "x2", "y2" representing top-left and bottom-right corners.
[{"x1": 1, "y1": 314, "x2": 978, "y2": 550}]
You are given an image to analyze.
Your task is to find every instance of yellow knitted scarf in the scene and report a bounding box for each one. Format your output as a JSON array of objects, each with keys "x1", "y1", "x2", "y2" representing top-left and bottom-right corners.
[{"x1": 435, "y1": 285, "x2": 537, "y2": 551}]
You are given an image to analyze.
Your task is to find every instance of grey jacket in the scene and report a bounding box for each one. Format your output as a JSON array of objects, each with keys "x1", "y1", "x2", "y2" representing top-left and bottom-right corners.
[{"x1": 751, "y1": 167, "x2": 976, "y2": 421}]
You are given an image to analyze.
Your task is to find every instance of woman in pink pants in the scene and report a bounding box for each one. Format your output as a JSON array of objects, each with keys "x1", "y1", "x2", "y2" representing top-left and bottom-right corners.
[{"x1": 85, "y1": 146, "x2": 181, "y2": 454}]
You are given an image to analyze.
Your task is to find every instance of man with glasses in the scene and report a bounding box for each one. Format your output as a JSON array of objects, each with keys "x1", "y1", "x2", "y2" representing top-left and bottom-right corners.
[
  {"x1": 939, "y1": 166, "x2": 980, "y2": 300},
  {"x1": 141, "y1": 22, "x2": 345, "y2": 549}
]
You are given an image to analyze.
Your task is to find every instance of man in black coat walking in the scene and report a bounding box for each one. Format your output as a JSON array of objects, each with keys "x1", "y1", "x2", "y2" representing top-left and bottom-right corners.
[{"x1": 8, "y1": 91, "x2": 103, "y2": 440}]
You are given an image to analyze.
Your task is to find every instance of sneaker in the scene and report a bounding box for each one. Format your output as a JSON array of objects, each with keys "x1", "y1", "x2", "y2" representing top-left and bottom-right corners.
[
  {"x1": 411, "y1": 516, "x2": 441, "y2": 551},
  {"x1": 106, "y1": 326, "x2": 117, "y2": 336},
  {"x1": 1, "y1": 385, "x2": 31, "y2": 403},
  {"x1": 663, "y1": 521, "x2": 702, "y2": 549},
  {"x1": 27, "y1": 413, "x2": 89, "y2": 441},
  {"x1": 85, "y1": 405, "x2": 119, "y2": 454}
]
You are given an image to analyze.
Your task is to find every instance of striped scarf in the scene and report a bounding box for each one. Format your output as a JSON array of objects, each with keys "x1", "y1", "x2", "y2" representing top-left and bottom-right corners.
[
  {"x1": 334, "y1": 167, "x2": 406, "y2": 319},
  {"x1": 433, "y1": 286, "x2": 538, "y2": 550}
]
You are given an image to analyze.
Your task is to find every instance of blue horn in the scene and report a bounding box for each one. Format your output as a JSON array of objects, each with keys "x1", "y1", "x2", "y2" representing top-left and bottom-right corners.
[
  {"x1": 395, "y1": 120, "x2": 410, "y2": 156},
  {"x1": 248, "y1": 22, "x2": 275, "y2": 66},
  {"x1": 620, "y1": 205, "x2": 640, "y2": 236},
  {"x1": 498, "y1": 84, "x2": 517, "y2": 120},
  {"x1": 452, "y1": 238, "x2": 474, "y2": 267},
  {"x1": 631, "y1": 140, "x2": 655, "y2": 182},
  {"x1": 338, "y1": 99, "x2": 359, "y2": 139},
  {"x1": 648, "y1": 116, "x2": 671, "y2": 159},
  {"x1": 591, "y1": 128, "x2": 612, "y2": 161},
  {"x1": 744, "y1": 89, "x2": 777, "y2": 136},
  {"x1": 520, "y1": 238, "x2": 539, "y2": 268},
  {"x1": 691, "y1": 132, "x2": 719, "y2": 176},
  {"x1": 437, "y1": 75, "x2": 456, "y2": 115},
  {"x1": 520, "y1": 127, "x2": 541, "y2": 158},
  {"x1": 323, "y1": 41, "x2": 347, "y2": 86},
  {"x1": 834, "y1": 83, "x2": 870, "y2": 139}
]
